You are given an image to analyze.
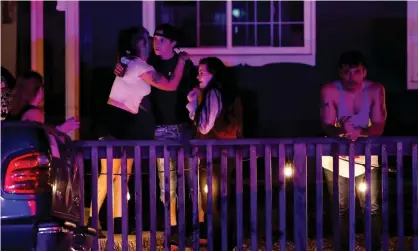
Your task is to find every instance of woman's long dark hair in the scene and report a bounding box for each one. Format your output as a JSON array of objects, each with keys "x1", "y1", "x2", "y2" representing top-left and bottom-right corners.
[
  {"x1": 118, "y1": 26, "x2": 150, "y2": 58},
  {"x1": 194, "y1": 57, "x2": 238, "y2": 129},
  {"x1": 9, "y1": 71, "x2": 43, "y2": 116}
]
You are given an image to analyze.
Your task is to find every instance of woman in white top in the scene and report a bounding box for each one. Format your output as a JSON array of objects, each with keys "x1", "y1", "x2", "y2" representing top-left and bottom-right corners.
[{"x1": 89, "y1": 26, "x2": 189, "y2": 235}]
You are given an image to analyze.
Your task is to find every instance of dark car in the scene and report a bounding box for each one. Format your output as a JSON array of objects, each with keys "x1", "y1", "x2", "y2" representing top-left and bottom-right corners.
[{"x1": 1, "y1": 121, "x2": 95, "y2": 251}]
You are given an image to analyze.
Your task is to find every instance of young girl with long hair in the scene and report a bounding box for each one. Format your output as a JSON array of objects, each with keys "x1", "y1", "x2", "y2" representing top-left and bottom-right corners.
[
  {"x1": 188, "y1": 57, "x2": 242, "y2": 138},
  {"x1": 186, "y1": 57, "x2": 242, "y2": 247}
]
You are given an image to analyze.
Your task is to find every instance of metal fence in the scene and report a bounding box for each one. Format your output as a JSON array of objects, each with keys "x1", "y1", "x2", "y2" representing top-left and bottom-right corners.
[{"x1": 73, "y1": 137, "x2": 418, "y2": 251}]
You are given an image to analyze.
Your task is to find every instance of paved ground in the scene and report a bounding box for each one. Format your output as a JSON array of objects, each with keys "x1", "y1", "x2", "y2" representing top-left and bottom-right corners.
[{"x1": 96, "y1": 232, "x2": 415, "y2": 251}]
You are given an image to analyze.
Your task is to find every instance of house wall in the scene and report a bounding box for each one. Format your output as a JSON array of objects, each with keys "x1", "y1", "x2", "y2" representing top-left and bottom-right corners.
[
  {"x1": 17, "y1": 1, "x2": 418, "y2": 139},
  {"x1": 1, "y1": 2, "x2": 18, "y2": 76}
]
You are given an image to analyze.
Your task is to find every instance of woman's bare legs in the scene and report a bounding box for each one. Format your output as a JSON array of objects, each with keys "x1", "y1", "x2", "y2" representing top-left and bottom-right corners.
[
  {"x1": 89, "y1": 158, "x2": 133, "y2": 218},
  {"x1": 113, "y1": 159, "x2": 133, "y2": 217}
]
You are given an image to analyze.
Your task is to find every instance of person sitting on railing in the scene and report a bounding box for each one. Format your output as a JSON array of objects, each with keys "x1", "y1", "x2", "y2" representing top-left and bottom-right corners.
[
  {"x1": 90, "y1": 25, "x2": 189, "y2": 237},
  {"x1": 5, "y1": 71, "x2": 79, "y2": 134},
  {"x1": 186, "y1": 57, "x2": 243, "y2": 247},
  {"x1": 320, "y1": 50, "x2": 387, "y2": 250}
]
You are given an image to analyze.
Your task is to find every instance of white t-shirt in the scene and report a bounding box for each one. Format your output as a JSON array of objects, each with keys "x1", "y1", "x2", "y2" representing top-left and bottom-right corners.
[{"x1": 109, "y1": 57, "x2": 154, "y2": 114}]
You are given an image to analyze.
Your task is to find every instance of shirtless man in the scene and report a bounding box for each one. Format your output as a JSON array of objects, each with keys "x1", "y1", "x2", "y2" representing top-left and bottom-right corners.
[{"x1": 320, "y1": 50, "x2": 386, "y2": 250}]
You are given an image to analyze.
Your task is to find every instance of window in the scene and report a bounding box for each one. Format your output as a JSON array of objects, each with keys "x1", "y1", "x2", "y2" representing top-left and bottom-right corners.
[
  {"x1": 142, "y1": 0, "x2": 316, "y2": 66},
  {"x1": 407, "y1": 1, "x2": 418, "y2": 90}
]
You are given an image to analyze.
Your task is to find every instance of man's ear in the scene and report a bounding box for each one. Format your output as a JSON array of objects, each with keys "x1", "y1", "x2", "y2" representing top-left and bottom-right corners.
[
  {"x1": 171, "y1": 40, "x2": 177, "y2": 49},
  {"x1": 363, "y1": 69, "x2": 368, "y2": 78}
]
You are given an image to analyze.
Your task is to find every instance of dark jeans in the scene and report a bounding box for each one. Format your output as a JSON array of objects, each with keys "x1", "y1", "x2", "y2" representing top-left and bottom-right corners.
[{"x1": 324, "y1": 168, "x2": 381, "y2": 250}]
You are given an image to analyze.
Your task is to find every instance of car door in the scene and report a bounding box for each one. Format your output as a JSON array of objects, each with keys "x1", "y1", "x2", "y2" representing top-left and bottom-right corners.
[{"x1": 48, "y1": 129, "x2": 81, "y2": 223}]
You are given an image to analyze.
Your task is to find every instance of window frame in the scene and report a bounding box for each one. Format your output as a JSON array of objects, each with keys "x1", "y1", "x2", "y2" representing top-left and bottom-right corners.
[
  {"x1": 407, "y1": 1, "x2": 418, "y2": 90},
  {"x1": 142, "y1": 0, "x2": 316, "y2": 66}
]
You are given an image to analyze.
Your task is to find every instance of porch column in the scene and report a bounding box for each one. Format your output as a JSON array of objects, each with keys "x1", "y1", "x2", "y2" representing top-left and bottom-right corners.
[
  {"x1": 142, "y1": 0, "x2": 155, "y2": 34},
  {"x1": 408, "y1": 1, "x2": 418, "y2": 90},
  {"x1": 30, "y1": 0, "x2": 43, "y2": 76},
  {"x1": 65, "y1": 1, "x2": 80, "y2": 140}
]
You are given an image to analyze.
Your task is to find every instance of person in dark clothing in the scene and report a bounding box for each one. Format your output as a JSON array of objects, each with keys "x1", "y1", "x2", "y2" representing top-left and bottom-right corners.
[
  {"x1": 150, "y1": 23, "x2": 202, "y2": 248},
  {"x1": 1, "y1": 66, "x2": 16, "y2": 120}
]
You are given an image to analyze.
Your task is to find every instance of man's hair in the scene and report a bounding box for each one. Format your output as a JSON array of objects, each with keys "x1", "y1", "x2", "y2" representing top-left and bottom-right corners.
[{"x1": 338, "y1": 50, "x2": 368, "y2": 69}]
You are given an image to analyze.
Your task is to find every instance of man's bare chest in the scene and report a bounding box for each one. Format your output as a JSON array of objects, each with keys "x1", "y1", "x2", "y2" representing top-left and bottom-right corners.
[{"x1": 333, "y1": 91, "x2": 372, "y2": 115}]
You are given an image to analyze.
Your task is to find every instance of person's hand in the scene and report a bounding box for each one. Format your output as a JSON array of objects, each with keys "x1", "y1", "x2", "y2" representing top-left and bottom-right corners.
[
  {"x1": 57, "y1": 117, "x2": 80, "y2": 133},
  {"x1": 347, "y1": 127, "x2": 361, "y2": 141},
  {"x1": 114, "y1": 63, "x2": 126, "y2": 77},
  {"x1": 339, "y1": 116, "x2": 360, "y2": 141},
  {"x1": 339, "y1": 116, "x2": 353, "y2": 132},
  {"x1": 178, "y1": 51, "x2": 190, "y2": 61},
  {"x1": 187, "y1": 87, "x2": 200, "y2": 102}
]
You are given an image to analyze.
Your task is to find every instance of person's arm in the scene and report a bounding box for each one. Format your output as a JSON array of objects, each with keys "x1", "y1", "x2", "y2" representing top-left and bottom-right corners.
[
  {"x1": 140, "y1": 56, "x2": 187, "y2": 91},
  {"x1": 359, "y1": 84, "x2": 387, "y2": 137},
  {"x1": 21, "y1": 108, "x2": 45, "y2": 123},
  {"x1": 197, "y1": 90, "x2": 222, "y2": 135},
  {"x1": 22, "y1": 109, "x2": 79, "y2": 134},
  {"x1": 320, "y1": 84, "x2": 346, "y2": 137}
]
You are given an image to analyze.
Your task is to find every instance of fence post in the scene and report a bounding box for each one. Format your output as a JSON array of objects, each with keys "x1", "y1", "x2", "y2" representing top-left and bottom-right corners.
[
  {"x1": 293, "y1": 143, "x2": 307, "y2": 251},
  {"x1": 397, "y1": 142, "x2": 404, "y2": 251}
]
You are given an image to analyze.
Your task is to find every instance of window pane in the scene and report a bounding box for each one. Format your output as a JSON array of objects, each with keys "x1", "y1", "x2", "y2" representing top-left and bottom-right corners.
[
  {"x1": 198, "y1": 1, "x2": 227, "y2": 46},
  {"x1": 280, "y1": 1, "x2": 304, "y2": 22},
  {"x1": 155, "y1": 1, "x2": 226, "y2": 47},
  {"x1": 256, "y1": 1, "x2": 273, "y2": 23},
  {"x1": 199, "y1": 1, "x2": 226, "y2": 24},
  {"x1": 200, "y1": 24, "x2": 226, "y2": 47},
  {"x1": 256, "y1": 24, "x2": 273, "y2": 46},
  {"x1": 232, "y1": 24, "x2": 255, "y2": 46},
  {"x1": 232, "y1": 1, "x2": 255, "y2": 23},
  {"x1": 278, "y1": 24, "x2": 304, "y2": 47},
  {"x1": 155, "y1": 1, "x2": 197, "y2": 47},
  {"x1": 230, "y1": 0, "x2": 305, "y2": 47}
]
